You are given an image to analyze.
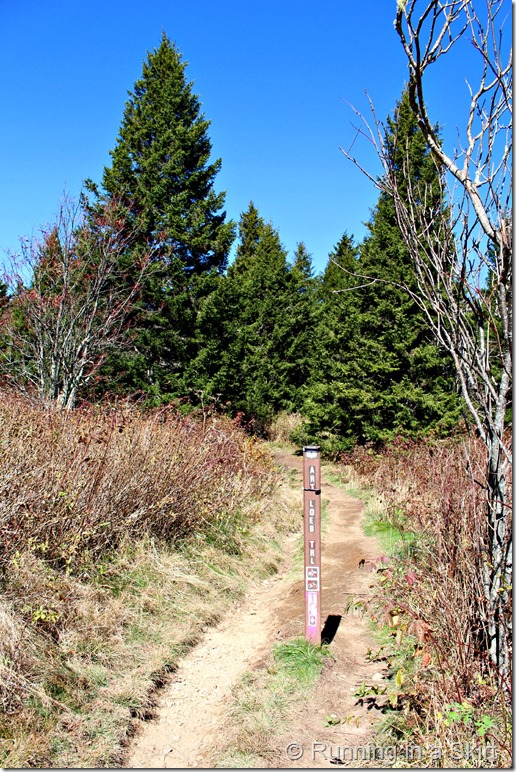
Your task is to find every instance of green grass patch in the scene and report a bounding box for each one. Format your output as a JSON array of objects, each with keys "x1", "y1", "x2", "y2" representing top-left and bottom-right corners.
[
  {"x1": 214, "y1": 638, "x2": 333, "y2": 766},
  {"x1": 323, "y1": 467, "x2": 351, "y2": 487},
  {"x1": 273, "y1": 637, "x2": 332, "y2": 684},
  {"x1": 344, "y1": 480, "x2": 419, "y2": 559},
  {"x1": 363, "y1": 513, "x2": 417, "y2": 557}
]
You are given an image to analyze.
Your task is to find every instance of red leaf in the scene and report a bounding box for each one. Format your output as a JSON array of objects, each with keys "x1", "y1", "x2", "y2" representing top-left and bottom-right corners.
[{"x1": 405, "y1": 572, "x2": 417, "y2": 586}]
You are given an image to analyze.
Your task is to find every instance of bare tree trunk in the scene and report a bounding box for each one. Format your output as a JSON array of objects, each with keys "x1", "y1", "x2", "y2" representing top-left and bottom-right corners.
[
  {"x1": 2, "y1": 196, "x2": 153, "y2": 409},
  {"x1": 341, "y1": 0, "x2": 512, "y2": 677}
]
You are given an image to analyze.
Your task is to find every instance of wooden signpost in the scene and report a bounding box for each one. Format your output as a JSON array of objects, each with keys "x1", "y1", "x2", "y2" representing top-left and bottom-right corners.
[{"x1": 303, "y1": 445, "x2": 321, "y2": 645}]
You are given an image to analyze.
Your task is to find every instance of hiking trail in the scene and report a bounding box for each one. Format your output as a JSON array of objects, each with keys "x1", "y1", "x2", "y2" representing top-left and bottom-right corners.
[{"x1": 124, "y1": 450, "x2": 384, "y2": 768}]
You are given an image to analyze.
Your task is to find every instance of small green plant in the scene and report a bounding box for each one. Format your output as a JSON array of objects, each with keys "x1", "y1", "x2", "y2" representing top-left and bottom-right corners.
[
  {"x1": 22, "y1": 604, "x2": 61, "y2": 625},
  {"x1": 272, "y1": 638, "x2": 333, "y2": 684},
  {"x1": 324, "y1": 714, "x2": 361, "y2": 728},
  {"x1": 440, "y1": 702, "x2": 497, "y2": 738},
  {"x1": 441, "y1": 701, "x2": 474, "y2": 727},
  {"x1": 353, "y1": 680, "x2": 387, "y2": 698},
  {"x1": 475, "y1": 715, "x2": 497, "y2": 737}
]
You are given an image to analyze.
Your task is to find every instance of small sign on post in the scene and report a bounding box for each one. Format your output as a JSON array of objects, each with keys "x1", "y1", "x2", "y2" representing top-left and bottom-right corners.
[{"x1": 303, "y1": 445, "x2": 321, "y2": 645}]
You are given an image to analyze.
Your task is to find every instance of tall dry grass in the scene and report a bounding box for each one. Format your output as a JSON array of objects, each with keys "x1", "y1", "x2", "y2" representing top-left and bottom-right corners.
[
  {"x1": 0, "y1": 390, "x2": 274, "y2": 572},
  {"x1": 342, "y1": 433, "x2": 512, "y2": 765},
  {"x1": 264, "y1": 411, "x2": 307, "y2": 445},
  {"x1": 0, "y1": 389, "x2": 296, "y2": 767}
]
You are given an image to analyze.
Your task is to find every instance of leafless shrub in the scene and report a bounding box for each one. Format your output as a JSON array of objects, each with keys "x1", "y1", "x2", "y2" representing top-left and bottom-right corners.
[
  {"x1": 0, "y1": 389, "x2": 275, "y2": 574},
  {"x1": 344, "y1": 434, "x2": 512, "y2": 762},
  {"x1": 1, "y1": 196, "x2": 152, "y2": 408},
  {"x1": 342, "y1": 0, "x2": 512, "y2": 677}
]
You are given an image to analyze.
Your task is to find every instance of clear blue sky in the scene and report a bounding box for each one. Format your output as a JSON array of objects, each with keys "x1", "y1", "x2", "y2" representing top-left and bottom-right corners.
[{"x1": 0, "y1": 0, "x2": 486, "y2": 274}]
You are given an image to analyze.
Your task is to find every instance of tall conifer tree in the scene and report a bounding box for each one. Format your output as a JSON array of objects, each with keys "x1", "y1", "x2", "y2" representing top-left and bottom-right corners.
[
  {"x1": 189, "y1": 204, "x2": 317, "y2": 430},
  {"x1": 355, "y1": 89, "x2": 459, "y2": 440},
  {"x1": 301, "y1": 91, "x2": 460, "y2": 451},
  {"x1": 300, "y1": 232, "x2": 367, "y2": 451},
  {"x1": 88, "y1": 34, "x2": 234, "y2": 397}
]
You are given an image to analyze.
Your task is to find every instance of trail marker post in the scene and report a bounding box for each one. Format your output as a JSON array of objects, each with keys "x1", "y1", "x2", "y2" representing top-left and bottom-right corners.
[{"x1": 303, "y1": 445, "x2": 321, "y2": 645}]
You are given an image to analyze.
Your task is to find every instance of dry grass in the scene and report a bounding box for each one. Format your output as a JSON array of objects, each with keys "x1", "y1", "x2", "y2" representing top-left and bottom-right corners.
[
  {"x1": 264, "y1": 411, "x2": 307, "y2": 445},
  {"x1": 0, "y1": 391, "x2": 275, "y2": 571},
  {"x1": 341, "y1": 433, "x2": 512, "y2": 767},
  {"x1": 0, "y1": 390, "x2": 299, "y2": 768}
]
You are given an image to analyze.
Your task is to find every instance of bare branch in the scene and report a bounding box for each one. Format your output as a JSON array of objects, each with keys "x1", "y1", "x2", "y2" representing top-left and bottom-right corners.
[
  {"x1": 344, "y1": 0, "x2": 511, "y2": 674},
  {"x1": 1, "y1": 195, "x2": 154, "y2": 408}
]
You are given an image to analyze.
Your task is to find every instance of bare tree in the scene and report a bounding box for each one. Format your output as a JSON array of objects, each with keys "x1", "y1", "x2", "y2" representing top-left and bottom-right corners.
[
  {"x1": 343, "y1": 0, "x2": 511, "y2": 677},
  {"x1": 1, "y1": 196, "x2": 153, "y2": 408}
]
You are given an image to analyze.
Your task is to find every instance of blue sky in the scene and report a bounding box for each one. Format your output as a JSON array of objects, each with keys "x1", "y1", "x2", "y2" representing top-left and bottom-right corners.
[{"x1": 0, "y1": 0, "x2": 491, "y2": 274}]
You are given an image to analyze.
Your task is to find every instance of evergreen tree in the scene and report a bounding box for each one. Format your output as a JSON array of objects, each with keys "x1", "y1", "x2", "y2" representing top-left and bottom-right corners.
[
  {"x1": 300, "y1": 91, "x2": 460, "y2": 451},
  {"x1": 231, "y1": 201, "x2": 264, "y2": 274},
  {"x1": 87, "y1": 34, "x2": 234, "y2": 397},
  {"x1": 291, "y1": 241, "x2": 314, "y2": 283},
  {"x1": 188, "y1": 205, "x2": 317, "y2": 431},
  {"x1": 288, "y1": 242, "x2": 319, "y2": 395},
  {"x1": 299, "y1": 232, "x2": 367, "y2": 451},
  {"x1": 355, "y1": 89, "x2": 460, "y2": 440}
]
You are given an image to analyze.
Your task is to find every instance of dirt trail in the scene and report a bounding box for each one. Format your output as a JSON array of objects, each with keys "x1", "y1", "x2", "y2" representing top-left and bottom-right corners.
[{"x1": 124, "y1": 451, "x2": 384, "y2": 769}]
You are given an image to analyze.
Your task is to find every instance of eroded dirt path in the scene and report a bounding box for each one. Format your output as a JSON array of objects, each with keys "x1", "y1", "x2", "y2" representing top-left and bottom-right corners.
[
  {"x1": 268, "y1": 452, "x2": 384, "y2": 768},
  {"x1": 125, "y1": 553, "x2": 296, "y2": 769},
  {"x1": 125, "y1": 450, "x2": 384, "y2": 769}
]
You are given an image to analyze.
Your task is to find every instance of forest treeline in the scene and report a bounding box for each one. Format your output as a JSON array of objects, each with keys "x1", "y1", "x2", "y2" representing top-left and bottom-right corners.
[
  {"x1": 0, "y1": 34, "x2": 463, "y2": 453},
  {"x1": 0, "y1": 27, "x2": 511, "y2": 678}
]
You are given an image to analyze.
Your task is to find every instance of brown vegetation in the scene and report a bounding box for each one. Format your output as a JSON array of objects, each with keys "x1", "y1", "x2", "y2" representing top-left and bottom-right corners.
[
  {"x1": 0, "y1": 390, "x2": 297, "y2": 767},
  {"x1": 0, "y1": 389, "x2": 273, "y2": 571},
  {"x1": 342, "y1": 434, "x2": 512, "y2": 766}
]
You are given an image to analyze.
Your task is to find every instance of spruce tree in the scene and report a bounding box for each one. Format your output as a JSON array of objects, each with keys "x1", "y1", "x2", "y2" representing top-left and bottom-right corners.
[
  {"x1": 301, "y1": 91, "x2": 460, "y2": 451},
  {"x1": 288, "y1": 242, "x2": 319, "y2": 395},
  {"x1": 299, "y1": 232, "x2": 367, "y2": 451},
  {"x1": 231, "y1": 201, "x2": 264, "y2": 274},
  {"x1": 355, "y1": 89, "x2": 460, "y2": 441},
  {"x1": 188, "y1": 204, "x2": 317, "y2": 431},
  {"x1": 291, "y1": 242, "x2": 314, "y2": 283},
  {"x1": 88, "y1": 34, "x2": 234, "y2": 397}
]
